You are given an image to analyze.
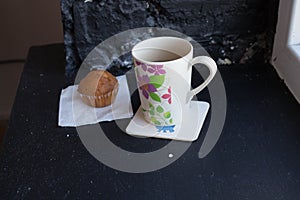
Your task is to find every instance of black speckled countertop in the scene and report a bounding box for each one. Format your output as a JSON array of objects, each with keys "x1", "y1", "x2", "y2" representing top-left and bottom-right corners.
[{"x1": 0, "y1": 44, "x2": 300, "y2": 199}]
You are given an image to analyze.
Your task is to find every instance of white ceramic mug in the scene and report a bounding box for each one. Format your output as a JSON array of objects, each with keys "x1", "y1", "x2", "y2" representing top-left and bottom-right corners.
[{"x1": 132, "y1": 37, "x2": 217, "y2": 132}]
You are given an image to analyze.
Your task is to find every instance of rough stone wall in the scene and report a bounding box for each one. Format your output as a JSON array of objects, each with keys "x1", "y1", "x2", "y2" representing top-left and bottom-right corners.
[{"x1": 61, "y1": 0, "x2": 279, "y2": 78}]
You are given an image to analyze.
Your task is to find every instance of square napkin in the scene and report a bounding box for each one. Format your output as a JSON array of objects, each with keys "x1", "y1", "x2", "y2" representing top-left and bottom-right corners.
[{"x1": 59, "y1": 75, "x2": 133, "y2": 127}]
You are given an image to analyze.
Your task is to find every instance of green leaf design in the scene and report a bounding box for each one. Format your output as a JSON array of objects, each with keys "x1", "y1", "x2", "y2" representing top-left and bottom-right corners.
[
  {"x1": 169, "y1": 118, "x2": 173, "y2": 124},
  {"x1": 149, "y1": 92, "x2": 161, "y2": 102},
  {"x1": 164, "y1": 111, "x2": 171, "y2": 119},
  {"x1": 149, "y1": 103, "x2": 154, "y2": 115},
  {"x1": 151, "y1": 117, "x2": 160, "y2": 125},
  {"x1": 149, "y1": 103, "x2": 154, "y2": 109},
  {"x1": 156, "y1": 106, "x2": 164, "y2": 113},
  {"x1": 154, "y1": 121, "x2": 161, "y2": 125},
  {"x1": 149, "y1": 109, "x2": 155, "y2": 115},
  {"x1": 150, "y1": 117, "x2": 157, "y2": 123},
  {"x1": 149, "y1": 75, "x2": 165, "y2": 88}
]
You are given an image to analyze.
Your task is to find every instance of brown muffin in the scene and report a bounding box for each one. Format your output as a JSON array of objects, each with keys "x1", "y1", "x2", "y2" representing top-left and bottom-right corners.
[{"x1": 77, "y1": 70, "x2": 119, "y2": 107}]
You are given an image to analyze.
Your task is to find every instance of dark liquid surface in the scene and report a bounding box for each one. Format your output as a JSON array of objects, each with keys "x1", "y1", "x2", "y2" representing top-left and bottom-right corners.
[{"x1": 149, "y1": 57, "x2": 181, "y2": 62}]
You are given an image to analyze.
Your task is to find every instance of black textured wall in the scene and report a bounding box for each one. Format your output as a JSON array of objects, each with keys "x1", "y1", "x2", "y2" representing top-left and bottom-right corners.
[{"x1": 61, "y1": 0, "x2": 279, "y2": 78}]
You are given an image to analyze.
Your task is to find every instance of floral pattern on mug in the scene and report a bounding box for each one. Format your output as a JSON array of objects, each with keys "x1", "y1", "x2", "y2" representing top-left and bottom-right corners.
[
  {"x1": 136, "y1": 67, "x2": 165, "y2": 103},
  {"x1": 162, "y1": 86, "x2": 172, "y2": 104},
  {"x1": 142, "y1": 103, "x2": 174, "y2": 132},
  {"x1": 136, "y1": 60, "x2": 175, "y2": 132},
  {"x1": 137, "y1": 75, "x2": 157, "y2": 99},
  {"x1": 136, "y1": 60, "x2": 148, "y2": 72},
  {"x1": 147, "y1": 64, "x2": 166, "y2": 75}
]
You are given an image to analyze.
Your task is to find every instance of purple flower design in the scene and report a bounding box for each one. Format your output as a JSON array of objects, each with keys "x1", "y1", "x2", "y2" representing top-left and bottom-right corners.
[
  {"x1": 147, "y1": 64, "x2": 166, "y2": 75},
  {"x1": 136, "y1": 60, "x2": 147, "y2": 71},
  {"x1": 137, "y1": 75, "x2": 157, "y2": 99}
]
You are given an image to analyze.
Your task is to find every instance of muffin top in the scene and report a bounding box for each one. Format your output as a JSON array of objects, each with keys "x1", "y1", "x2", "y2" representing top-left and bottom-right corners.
[{"x1": 78, "y1": 70, "x2": 118, "y2": 96}]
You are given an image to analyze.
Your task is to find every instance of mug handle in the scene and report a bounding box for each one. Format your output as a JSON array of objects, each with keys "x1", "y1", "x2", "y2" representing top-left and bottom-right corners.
[{"x1": 186, "y1": 56, "x2": 218, "y2": 103}]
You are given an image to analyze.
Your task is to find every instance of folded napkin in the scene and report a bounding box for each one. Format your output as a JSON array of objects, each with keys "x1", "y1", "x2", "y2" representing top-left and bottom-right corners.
[{"x1": 59, "y1": 75, "x2": 133, "y2": 127}]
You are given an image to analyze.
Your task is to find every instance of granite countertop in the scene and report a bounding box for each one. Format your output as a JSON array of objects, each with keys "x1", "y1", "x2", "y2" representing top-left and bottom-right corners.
[{"x1": 0, "y1": 44, "x2": 300, "y2": 199}]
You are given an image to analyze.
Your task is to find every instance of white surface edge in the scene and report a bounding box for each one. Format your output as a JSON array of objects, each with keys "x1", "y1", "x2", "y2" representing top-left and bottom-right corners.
[
  {"x1": 125, "y1": 101, "x2": 210, "y2": 142},
  {"x1": 271, "y1": 0, "x2": 300, "y2": 104}
]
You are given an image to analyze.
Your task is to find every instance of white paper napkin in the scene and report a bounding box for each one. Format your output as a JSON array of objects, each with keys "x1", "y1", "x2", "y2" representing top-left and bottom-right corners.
[{"x1": 58, "y1": 75, "x2": 133, "y2": 127}]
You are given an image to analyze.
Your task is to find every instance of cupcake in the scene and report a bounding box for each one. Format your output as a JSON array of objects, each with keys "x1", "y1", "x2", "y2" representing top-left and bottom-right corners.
[{"x1": 77, "y1": 70, "x2": 119, "y2": 107}]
